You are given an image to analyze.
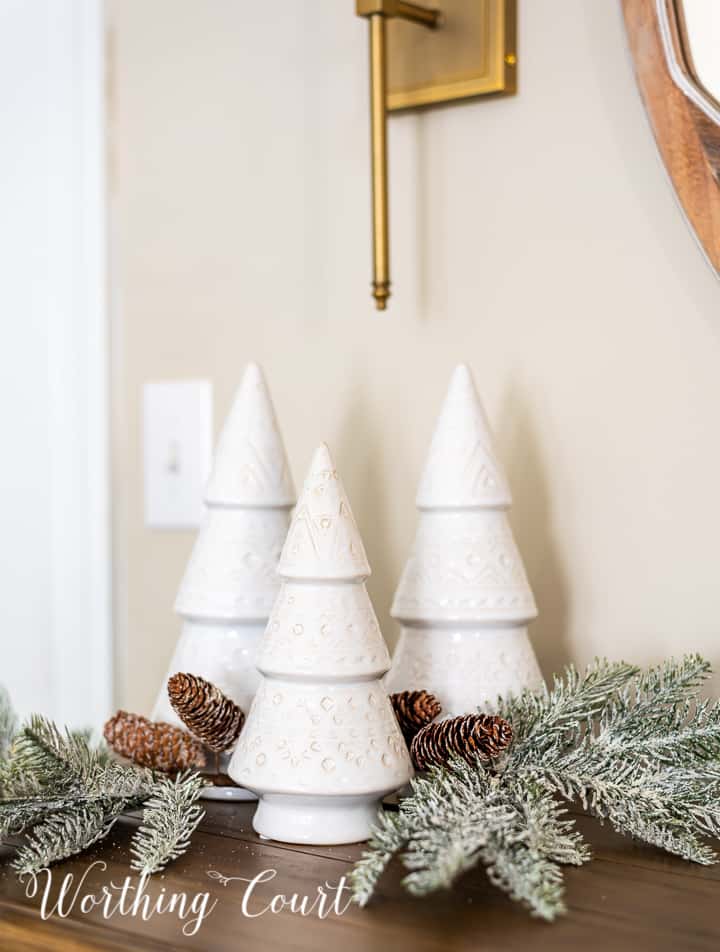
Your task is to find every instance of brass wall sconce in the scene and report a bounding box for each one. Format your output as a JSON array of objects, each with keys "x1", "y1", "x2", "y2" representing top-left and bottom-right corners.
[{"x1": 355, "y1": 0, "x2": 517, "y2": 310}]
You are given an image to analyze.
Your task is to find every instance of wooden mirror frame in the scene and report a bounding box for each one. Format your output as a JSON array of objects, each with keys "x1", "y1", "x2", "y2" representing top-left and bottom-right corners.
[{"x1": 622, "y1": 0, "x2": 720, "y2": 273}]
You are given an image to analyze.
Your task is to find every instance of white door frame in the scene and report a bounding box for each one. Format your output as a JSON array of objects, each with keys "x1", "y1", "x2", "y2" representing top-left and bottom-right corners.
[
  {"x1": 0, "y1": 0, "x2": 111, "y2": 729},
  {"x1": 47, "y1": 0, "x2": 112, "y2": 730}
]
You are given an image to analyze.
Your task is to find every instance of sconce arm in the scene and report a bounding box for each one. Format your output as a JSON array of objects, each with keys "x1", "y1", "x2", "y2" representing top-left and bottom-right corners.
[
  {"x1": 356, "y1": 0, "x2": 442, "y2": 29},
  {"x1": 356, "y1": 0, "x2": 441, "y2": 310}
]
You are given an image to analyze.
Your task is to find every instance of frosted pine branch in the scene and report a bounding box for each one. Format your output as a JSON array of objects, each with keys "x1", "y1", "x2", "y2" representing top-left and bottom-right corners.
[
  {"x1": 354, "y1": 655, "x2": 720, "y2": 917},
  {"x1": 13, "y1": 801, "x2": 127, "y2": 875},
  {"x1": 506, "y1": 656, "x2": 720, "y2": 865},
  {"x1": 0, "y1": 697, "x2": 206, "y2": 878},
  {"x1": 0, "y1": 686, "x2": 15, "y2": 762},
  {"x1": 351, "y1": 809, "x2": 406, "y2": 906},
  {"x1": 499, "y1": 659, "x2": 639, "y2": 765},
  {"x1": 353, "y1": 762, "x2": 590, "y2": 920},
  {"x1": 130, "y1": 772, "x2": 205, "y2": 876}
]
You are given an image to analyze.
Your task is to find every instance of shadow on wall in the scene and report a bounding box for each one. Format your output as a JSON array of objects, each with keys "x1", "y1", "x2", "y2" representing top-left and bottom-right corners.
[
  {"x1": 497, "y1": 381, "x2": 720, "y2": 697},
  {"x1": 497, "y1": 383, "x2": 571, "y2": 682}
]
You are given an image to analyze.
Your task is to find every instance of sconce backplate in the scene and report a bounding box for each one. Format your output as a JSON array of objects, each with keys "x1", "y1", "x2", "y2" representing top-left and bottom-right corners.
[{"x1": 386, "y1": 0, "x2": 516, "y2": 111}]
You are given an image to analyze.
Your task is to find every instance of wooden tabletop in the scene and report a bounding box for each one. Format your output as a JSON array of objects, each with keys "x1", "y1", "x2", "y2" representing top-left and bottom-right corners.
[{"x1": 1, "y1": 801, "x2": 718, "y2": 951}]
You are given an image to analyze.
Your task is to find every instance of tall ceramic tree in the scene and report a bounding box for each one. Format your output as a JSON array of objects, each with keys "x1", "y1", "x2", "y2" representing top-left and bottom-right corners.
[
  {"x1": 152, "y1": 363, "x2": 295, "y2": 735},
  {"x1": 385, "y1": 364, "x2": 543, "y2": 716},
  {"x1": 229, "y1": 443, "x2": 412, "y2": 844}
]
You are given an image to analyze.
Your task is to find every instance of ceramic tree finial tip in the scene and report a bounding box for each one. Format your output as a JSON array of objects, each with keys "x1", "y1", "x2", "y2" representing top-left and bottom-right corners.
[
  {"x1": 308, "y1": 442, "x2": 335, "y2": 475},
  {"x1": 415, "y1": 363, "x2": 512, "y2": 511},
  {"x1": 243, "y1": 361, "x2": 263, "y2": 379},
  {"x1": 450, "y1": 362, "x2": 472, "y2": 385},
  {"x1": 204, "y1": 361, "x2": 295, "y2": 508}
]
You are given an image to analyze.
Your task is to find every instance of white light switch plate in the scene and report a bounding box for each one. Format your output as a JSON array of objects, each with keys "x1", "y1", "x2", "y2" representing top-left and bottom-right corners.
[{"x1": 143, "y1": 380, "x2": 213, "y2": 529}]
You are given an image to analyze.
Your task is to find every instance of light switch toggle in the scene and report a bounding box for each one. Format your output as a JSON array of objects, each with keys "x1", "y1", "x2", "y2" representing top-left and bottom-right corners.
[
  {"x1": 166, "y1": 439, "x2": 181, "y2": 475},
  {"x1": 143, "y1": 380, "x2": 213, "y2": 529}
]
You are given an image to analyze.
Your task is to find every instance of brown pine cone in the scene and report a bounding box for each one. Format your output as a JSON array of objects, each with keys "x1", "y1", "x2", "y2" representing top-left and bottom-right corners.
[
  {"x1": 167, "y1": 673, "x2": 244, "y2": 753},
  {"x1": 103, "y1": 711, "x2": 206, "y2": 772},
  {"x1": 389, "y1": 690, "x2": 442, "y2": 744},
  {"x1": 410, "y1": 714, "x2": 513, "y2": 771}
]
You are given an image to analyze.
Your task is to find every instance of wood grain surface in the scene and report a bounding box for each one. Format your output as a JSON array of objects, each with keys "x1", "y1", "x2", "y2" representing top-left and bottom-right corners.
[
  {"x1": 622, "y1": 0, "x2": 720, "y2": 273},
  {"x1": 1, "y1": 802, "x2": 719, "y2": 951}
]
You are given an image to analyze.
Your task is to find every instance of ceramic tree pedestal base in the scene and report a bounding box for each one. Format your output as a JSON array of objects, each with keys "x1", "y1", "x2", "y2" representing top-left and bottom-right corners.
[
  {"x1": 201, "y1": 785, "x2": 258, "y2": 802},
  {"x1": 196, "y1": 751, "x2": 258, "y2": 802},
  {"x1": 385, "y1": 625, "x2": 544, "y2": 717},
  {"x1": 253, "y1": 794, "x2": 381, "y2": 845}
]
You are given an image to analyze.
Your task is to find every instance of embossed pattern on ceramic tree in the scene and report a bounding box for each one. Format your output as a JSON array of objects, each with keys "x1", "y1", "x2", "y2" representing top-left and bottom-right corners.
[
  {"x1": 385, "y1": 364, "x2": 543, "y2": 716},
  {"x1": 229, "y1": 443, "x2": 412, "y2": 844},
  {"x1": 152, "y1": 363, "x2": 295, "y2": 727}
]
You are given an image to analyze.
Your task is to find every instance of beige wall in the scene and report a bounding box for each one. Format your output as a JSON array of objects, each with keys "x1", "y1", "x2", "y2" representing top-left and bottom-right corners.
[{"x1": 109, "y1": 0, "x2": 720, "y2": 715}]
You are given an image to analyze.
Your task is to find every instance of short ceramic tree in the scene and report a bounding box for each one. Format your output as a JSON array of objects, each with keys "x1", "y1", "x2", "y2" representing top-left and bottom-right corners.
[
  {"x1": 384, "y1": 364, "x2": 543, "y2": 716},
  {"x1": 152, "y1": 363, "x2": 295, "y2": 731},
  {"x1": 229, "y1": 443, "x2": 412, "y2": 844}
]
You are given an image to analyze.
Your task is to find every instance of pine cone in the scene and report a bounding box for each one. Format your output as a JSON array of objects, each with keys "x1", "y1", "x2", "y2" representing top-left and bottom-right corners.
[
  {"x1": 167, "y1": 673, "x2": 244, "y2": 753},
  {"x1": 389, "y1": 690, "x2": 442, "y2": 744},
  {"x1": 103, "y1": 711, "x2": 206, "y2": 772},
  {"x1": 410, "y1": 714, "x2": 513, "y2": 771}
]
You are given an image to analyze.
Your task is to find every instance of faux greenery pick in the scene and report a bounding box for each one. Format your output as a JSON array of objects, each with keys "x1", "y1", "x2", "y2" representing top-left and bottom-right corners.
[
  {"x1": 3, "y1": 654, "x2": 720, "y2": 914},
  {"x1": 0, "y1": 697, "x2": 205, "y2": 878},
  {"x1": 352, "y1": 654, "x2": 720, "y2": 920}
]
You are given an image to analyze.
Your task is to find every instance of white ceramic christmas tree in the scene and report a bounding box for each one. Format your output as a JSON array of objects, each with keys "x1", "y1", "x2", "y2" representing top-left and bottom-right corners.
[
  {"x1": 385, "y1": 364, "x2": 543, "y2": 716},
  {"x1": 229, "y1": 443, "x2": 412, "y2": 844},
  {"x1": 152, "y1": 363, "x2": 295, "y2": 753}
]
